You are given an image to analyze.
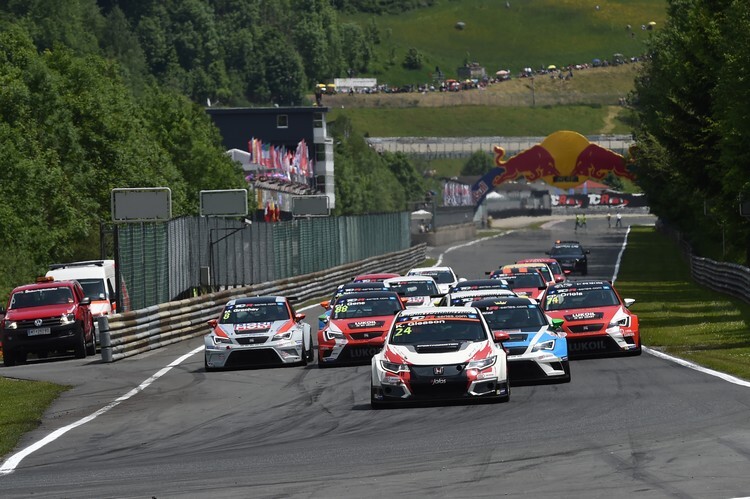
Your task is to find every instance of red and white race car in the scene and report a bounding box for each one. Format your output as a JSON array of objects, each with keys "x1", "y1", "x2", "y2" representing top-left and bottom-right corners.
[
  {"x1": 540, "y1": 280, "x2": 640, "y2": 358},
  {"x1": 318, "y1": 291, "x2": 404, "y2": 367}
]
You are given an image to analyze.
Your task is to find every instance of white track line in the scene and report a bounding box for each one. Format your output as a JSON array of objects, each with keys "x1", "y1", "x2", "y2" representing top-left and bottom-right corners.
[
  {"x1": 0, "y1": 302, "x2": 322, "y2": 475},
  {"x1": 614, "y1": 225, "x2": 750, "y2": 389},
  {"x1": 435, "y1": 231, "x2": 514, "y2": 266}
]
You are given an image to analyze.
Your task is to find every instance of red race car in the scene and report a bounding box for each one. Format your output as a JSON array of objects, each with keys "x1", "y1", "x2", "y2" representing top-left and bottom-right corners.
[
  {"x1": 487, "y1": 269, "x2": 548, "y2": 300},
  {"x1": 516, "y1": 258, "x2": 566, "y2": 283},
  {"x1": 540, "y1": 280, "x2": 640, "y2": 358},
  {"x1": 318, "y1": 291, "x2": 404, "y2": 367}
]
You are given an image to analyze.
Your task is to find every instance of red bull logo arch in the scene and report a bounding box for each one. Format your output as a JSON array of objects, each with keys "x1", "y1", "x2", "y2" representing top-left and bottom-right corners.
[{"x1": 471, "y1": 130, "x2": 634, "y2": 208}]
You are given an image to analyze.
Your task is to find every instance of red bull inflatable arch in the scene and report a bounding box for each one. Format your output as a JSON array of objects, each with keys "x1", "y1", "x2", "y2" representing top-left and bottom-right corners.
[{"x1": 471, "y1": 130, "x2": 635, "y2": 208}]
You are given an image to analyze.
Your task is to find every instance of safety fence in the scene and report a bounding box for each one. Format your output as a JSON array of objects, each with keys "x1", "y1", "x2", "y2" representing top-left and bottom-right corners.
[
  {"x1": 659, "y1": 223, "x2": 750, "y2": 304},
  {"x1": 100, "y1": 244, "x2": 426, "y2": 361},
  {"x1": 115, "y1": 212, "x2": 410, "y2": 311}
]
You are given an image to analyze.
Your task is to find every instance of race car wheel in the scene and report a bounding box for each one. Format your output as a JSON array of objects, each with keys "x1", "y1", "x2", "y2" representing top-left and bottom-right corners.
[
  {"x1": 204, "y1": 354, "x2": 215, "y2": 372},
  {"x1": 74, "y1": 329, "x2": 87, "y2": 359},
  {"x1": 370, "y1": 388, "x2": 386, "y2": 410},
  {"x1": 627, "y1": 345, "x2": 642, "y2": 356},
  {"x1": 306, "y1": 344, "x2": 315, "y2": 363},
  {"x1": 559, "y1": 360, "x2": 572, "y2": 383}
]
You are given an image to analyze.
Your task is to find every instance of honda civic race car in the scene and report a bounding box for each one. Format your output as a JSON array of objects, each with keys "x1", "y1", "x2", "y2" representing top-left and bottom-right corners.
[
  {"x1": 370, "y1": 307, "x2": 510, "y2": 408},
  {"x1": 437, "y1": 288, "x2": 516, "y2": 307},
  {"x1": 406, "y1": 266, "x2": 464, "y2": 294},
  {"x1": 204, "y1": 296, "x2": 313, "y2": 370},
  {"x1": 541, "y1": 280, "x2": 640, "y2": 358},
  {"x1": 351, "y1": 273, "x2": 401, "y2": 283},
  {"x1": 501, "y1": 263, "x2": 555, "y2": 287},
  {"x1": 472, "y1": 297, "x2": 570, "y2": 384},
  {"x1": 383, "y1": 275, "x2": 442, "y2": 308},
  {"x1": 318, "y1": 291, "x2": 404, "y2": 367}
]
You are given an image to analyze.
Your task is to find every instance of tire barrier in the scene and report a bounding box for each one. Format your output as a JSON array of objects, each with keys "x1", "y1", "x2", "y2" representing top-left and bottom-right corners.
[{"x1": 101, "y1": 244, "x2": 426, "y2": 362}]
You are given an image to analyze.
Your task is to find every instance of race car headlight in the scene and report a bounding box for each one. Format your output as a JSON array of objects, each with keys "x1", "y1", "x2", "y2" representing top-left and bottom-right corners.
[
  {"x1": 5, "y1": 321, "x2": 17, "y2": 330},
  {"x1": 467, "y1": 355, "x2": 497, "y2": 370},
  {"x1": 608, "y1": 317, "x2": 631, "y2": 328},
  {"x1": 531, "y1": 339, "x2": 555, "y2": 352},
  {"x1": 323, "y1": 329, "x2": 345, "y2": 341},
  {"x1": 60, "y1": 313, "x2": 76, "y2": 325},
  {"x1": 380, "y1": 360, "x2": 409, "y2": 374},
  {"x1": 213, "y1": 335, "x2": 232, "y2": 345},
  {"x1": 273, "y1": 331, "x2": 293, "y2": 341}
]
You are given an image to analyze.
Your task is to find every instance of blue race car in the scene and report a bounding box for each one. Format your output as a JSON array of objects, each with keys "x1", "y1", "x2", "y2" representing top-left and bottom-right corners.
[{"x1": 472, "y1": 296, "x2": 570, "y2": 384}]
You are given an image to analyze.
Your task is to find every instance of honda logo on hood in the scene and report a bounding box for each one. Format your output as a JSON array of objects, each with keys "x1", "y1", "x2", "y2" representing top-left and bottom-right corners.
[{"x1": 433, "y1": 366, "x2": 444, "y2": 375}]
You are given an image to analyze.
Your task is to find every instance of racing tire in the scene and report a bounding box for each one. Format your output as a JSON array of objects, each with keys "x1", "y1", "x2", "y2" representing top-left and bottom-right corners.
[
  {"x1": 3, "y1": 348, "x2": 17, "y2": 367},
  {"x1": 306, "y1": 344, "x2": 315, "y2": 363},
  {"x1": 74, "y1": 328, "x2": 87, "y2": 359},
  {"x1": 497, "y1": 383, "x2": 511, "y2": 403},
  {"x1": 37, "y1": 351, "x2": 48, "y2": 359},
  {"x1": 204, "y1": 354, "x2": 215, "y2": 372},
  {"x1": 370, "y1": 388, "x2": 386, "y2": 410},
  {"x1": 559, "y1": 360, "x2": 572, "y2": 383},
  {"x1": 627, "y1": 345, "x2": 642, "y2": 356},
  {"x1": 86, "y1": 323, "x2": 96, "y2": 356}
]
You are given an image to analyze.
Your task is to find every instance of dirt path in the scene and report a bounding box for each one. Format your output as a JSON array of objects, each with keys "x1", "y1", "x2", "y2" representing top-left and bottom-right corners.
[{"x1": 600, "y1": 105, "x2": 620, "y2": 134}]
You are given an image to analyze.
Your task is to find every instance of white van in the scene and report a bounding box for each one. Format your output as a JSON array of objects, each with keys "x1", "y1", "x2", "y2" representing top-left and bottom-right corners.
[{"x1": 46, "y1": 260, "x2": 124, "y2": 343}]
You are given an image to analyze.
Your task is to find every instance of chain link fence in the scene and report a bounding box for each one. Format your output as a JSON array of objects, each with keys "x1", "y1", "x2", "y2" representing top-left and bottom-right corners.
[{"x1": 114, "y1": 212, "x2": 410, "y2": 312}]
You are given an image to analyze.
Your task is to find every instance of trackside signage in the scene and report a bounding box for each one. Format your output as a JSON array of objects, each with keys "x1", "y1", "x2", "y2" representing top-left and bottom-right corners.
[
  {"x1": 111, "y1": 187, "x2": 172, "y2": 223},
  {"x1": 200, "y1": 189, "x2": 248, "y2": 217}
]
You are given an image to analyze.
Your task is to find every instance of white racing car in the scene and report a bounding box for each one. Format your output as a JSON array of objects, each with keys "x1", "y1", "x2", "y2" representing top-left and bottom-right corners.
[
  {"x1": 204, "y1": 296, "x2": 313, "y2": 370},
  {"x1": 370, "y1": 307, "x2": 510, "y2": 408}
]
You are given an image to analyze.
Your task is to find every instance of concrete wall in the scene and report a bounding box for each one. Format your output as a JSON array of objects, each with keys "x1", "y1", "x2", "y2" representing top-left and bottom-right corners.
[{"x1": 412, "y1": 223, "x2": 476, "y2": 247}]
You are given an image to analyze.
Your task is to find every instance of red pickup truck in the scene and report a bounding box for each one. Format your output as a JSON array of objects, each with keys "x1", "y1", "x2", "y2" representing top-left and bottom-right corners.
[{"x1": 1, "y1": 277, "x2": 95, "y2": 367}]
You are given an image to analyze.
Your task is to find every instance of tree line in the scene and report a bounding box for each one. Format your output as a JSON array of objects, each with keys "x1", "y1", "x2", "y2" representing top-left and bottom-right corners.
[
  {"x1": 632, "y1": 0, "x2": 750, "y2": 263},
  {"x1": 0, "y1": 0, "x2": 427, "y2": 299}
]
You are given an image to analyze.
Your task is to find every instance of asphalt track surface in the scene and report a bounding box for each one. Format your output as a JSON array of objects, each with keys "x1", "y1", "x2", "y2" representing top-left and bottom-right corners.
[{"x1": 2, "y1": 215, "x2": 750, "y2": 498}]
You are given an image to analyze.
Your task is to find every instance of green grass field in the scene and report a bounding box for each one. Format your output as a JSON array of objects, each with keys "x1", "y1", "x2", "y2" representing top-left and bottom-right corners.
[
  {"x1": 616, "y1": 226, "x2": 750, "y2": 380},
  {"x1": 344, "y1": 0, "x2": 666, "y2": 85}
]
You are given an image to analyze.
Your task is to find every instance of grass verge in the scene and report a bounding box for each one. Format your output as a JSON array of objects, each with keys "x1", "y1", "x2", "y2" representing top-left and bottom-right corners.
[
  {"x1": 616, "y1": 226, "x2": 750, "y2": 380},
  {"x1": 0, "y1": 377, "x2": 69, "y2": 458}
]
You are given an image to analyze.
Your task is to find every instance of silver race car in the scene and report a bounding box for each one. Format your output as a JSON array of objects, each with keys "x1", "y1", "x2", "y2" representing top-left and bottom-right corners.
[{"x1": 204, "y1": 296, "x2": 313, "y2": 370}]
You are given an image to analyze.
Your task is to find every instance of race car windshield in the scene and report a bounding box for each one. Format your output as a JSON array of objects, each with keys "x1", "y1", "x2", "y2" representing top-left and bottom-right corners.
[
  {"x1": 387, "y1": 281, "x2": 439, "y2": 297},
  {"x1": 390, "y1": 319, "x2": 486, "y2": 345},
  {"x1": 481, "y1": 306, "x2": 547, "y2": 329},
  {"x1": 548, "y1": 261, "x2": 564, "y2": 274},
  {"x1": 220, "y1": 303, "x2": 290, "y2": 324},
  {"x1": 10, "y1": 287, "x2": 74, "y2": 309},
  {"x1": 332, "y1": 299, "x2": 401, "y2": 319},
  {"x1": 411, "y1": 271, "x2": 454, "y2": 284},
  {"x1": 544, "y1": 288, "x2": 620, "y2": 310},
  {"x1": 453, "y1": 283, "x2": 508, "y2": 292},
  {"x1": 504, "y1": 274, "x2": 545, "y2": 289}
]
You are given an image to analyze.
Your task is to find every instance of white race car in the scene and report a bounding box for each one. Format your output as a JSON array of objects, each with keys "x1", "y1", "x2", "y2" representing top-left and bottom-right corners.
[
  {"x1": 406, "y1": 266, "x2": 464, "y2": 295},
  {"x1": 204, "y1": 296, "x2": 313, "y2": 370},
  {"x1": 370, "y1": 307, "x2": 510, "y2": 407},
  {"x1": 383, "y1": 275, "x2": 442, "y2": 308}
]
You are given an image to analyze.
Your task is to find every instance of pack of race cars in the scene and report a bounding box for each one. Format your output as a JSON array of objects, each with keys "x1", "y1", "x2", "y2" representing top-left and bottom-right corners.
[{"x1": 203, "y1": 239, "x2": 641, "y2": 408}]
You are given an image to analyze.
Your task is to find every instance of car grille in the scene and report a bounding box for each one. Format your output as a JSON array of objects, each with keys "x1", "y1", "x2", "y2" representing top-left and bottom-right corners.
[
  {"x1": 508, "y1": 360, "x2": 548, "y2": 381},
  {"x1": 506, "y1": 346, "x2": 528, "y2": 356},
  {"x1": 225, "y1": 348, "x2": 282, "y2": 367},
  {"x1": 567, "y1": 336, "x2": 624, "y2": 357},
  {"x1": 350, "y1": 331, "x2": 384, "y2": 340},
  {"x1": 16, "y1": 317, "x2": 64, "y2": 328},
  {"x1": 567, "y1": 323, "x2": 605, "y2": 334},
  {"x1": 333, "y1": 345, "x2": 383, "y2": 364},
  {"x1": 235, "y1": 336, "x2": 268, "y2": 345}
]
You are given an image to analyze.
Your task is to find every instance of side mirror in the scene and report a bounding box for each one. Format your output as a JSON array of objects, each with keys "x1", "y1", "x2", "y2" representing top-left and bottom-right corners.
[
  {"x1": 458, "y1": 277, "x2": 467, "y2": 283},
  {"x1": 0, "y1": 306, "x2": 6, "y2": 314},
  {"x1": 544, "y1": 251, "x2": 550, "y2": 255},
  {"x1": 623, "y1": 298, "x2": 635, "y2": 308},
  {"x1": 555, "y1": 277, "x2": 565, "y2": 282},
  {"x1": 295, "y1": 313, "x2": 306, "y2": 322},
  {"x1": 550, "y1": 318, "x2": 564, "y2": 330},
  {"x1": 207, "y1": 318, "x2": 218, "y2": 328},
  {"x1": 493, "y1": 331, "x2": 510, "y2": 342},
  {"x1": 80, "y1": 297, "x2": 91, "y2": 306},
  {"x1": 399, "y1": 297, "x2": 409, "y2": 305},
  {"x1": 98, "y1": 293, "x2": 106, "y2": 300},
  {"x1": 484, "y1": 271, "x2": 492, "y2": 275},
  {"x1": 585, "y1": 250, "x2": 591, "y2": 254},
  {"x1": 319, "y1": 300, "x2": 330, "y2": 309}
]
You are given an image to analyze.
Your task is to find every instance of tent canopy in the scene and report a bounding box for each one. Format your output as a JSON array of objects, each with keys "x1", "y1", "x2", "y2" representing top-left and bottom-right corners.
[{"x1": 411, "y1": 209, "x2": 433, "y2": 220}]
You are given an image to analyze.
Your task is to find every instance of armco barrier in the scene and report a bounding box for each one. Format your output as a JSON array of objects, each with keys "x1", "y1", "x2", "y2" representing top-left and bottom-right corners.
[
  {"x1": 690, "y1": 257, "x2": 750, "y2": 303},
  {"x1": 102, "y1": 244, "x2": 426, "y2": 361}
]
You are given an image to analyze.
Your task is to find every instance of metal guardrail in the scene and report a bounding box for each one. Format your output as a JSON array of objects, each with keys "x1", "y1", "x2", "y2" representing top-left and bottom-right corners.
[
  {"x1": 691, "y1": 257, "x2": 750, "y2": 303},
  {"x1": 100, "y1": 244, "x2": 426, "y2": 362}
]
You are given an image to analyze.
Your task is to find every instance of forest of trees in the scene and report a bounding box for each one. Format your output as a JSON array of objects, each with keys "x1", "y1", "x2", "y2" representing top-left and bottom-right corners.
[
  {"x1": 631, "y1": 0, "x2": 750, "y2": 263},
  {"x1": 0, "y1": 0, "x2": 428, "y2": 297}
]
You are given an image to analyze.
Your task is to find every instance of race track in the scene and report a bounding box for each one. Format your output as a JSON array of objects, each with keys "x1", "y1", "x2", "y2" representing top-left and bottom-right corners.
[{"x1": 2, "y1": 215, "x2": 750, "y2": 498}]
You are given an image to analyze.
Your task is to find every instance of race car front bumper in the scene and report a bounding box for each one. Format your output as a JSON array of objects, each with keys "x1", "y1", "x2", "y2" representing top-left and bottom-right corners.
[{"x1": 204, "y1": 339, "x2": 305, "y2": 369}]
